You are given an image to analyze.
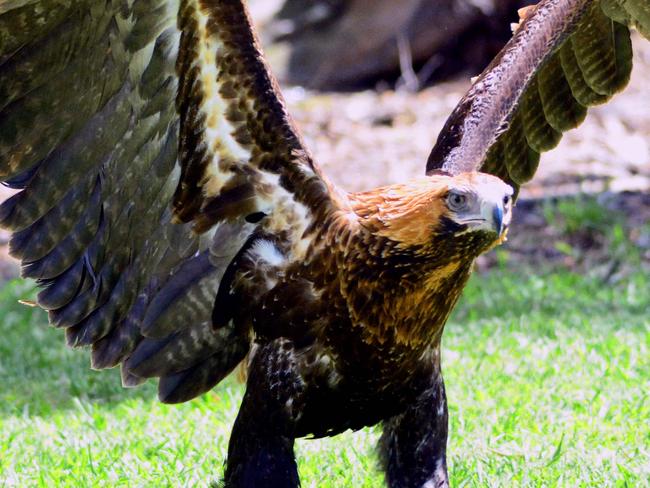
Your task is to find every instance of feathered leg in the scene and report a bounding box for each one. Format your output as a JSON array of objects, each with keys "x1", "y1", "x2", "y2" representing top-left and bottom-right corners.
[
  {"x1": 223, "y1": 340, "x2": 304, "y2": 488},
  {"x1": 379, "y1": 372, "x2": 449, "y2": 488}
]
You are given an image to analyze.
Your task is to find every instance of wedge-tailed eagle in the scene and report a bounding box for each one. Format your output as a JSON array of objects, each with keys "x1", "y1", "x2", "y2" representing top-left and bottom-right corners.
[{"x1": 0, "y1": 0, "x2": 648, "y2": 486}]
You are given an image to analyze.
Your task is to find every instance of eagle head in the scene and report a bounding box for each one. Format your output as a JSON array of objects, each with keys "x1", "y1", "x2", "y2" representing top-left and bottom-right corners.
[
  {"x1": 354, "y1": 171, "x2": 513, "y2": 258},
  {"x1": 437, "y1": 171, "x2": 513, "y2": 244}
]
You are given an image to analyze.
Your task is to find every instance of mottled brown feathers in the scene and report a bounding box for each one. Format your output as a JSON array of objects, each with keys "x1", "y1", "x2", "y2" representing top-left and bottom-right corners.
[
  {"x1": 339, "y1": 172, "x2": 510, "y2": 345},
  {"x1": 173, "y1": 0, "x2": 334, "y2": 234},
  {"x1": 350, "y1": 178, "x2": 450, "y2": 249}
]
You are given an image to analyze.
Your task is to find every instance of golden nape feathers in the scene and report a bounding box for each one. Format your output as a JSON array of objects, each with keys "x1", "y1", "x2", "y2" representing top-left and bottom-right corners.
[{"x1": 350, "y1": 172, "x2": 513, "y2": 251}]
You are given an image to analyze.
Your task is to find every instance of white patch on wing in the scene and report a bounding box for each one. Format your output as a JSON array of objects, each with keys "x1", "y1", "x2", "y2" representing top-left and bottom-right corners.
[
  {"x1": 317, "y1": 354, "x2": 332, "y2": 367},
  {"x1": 180, "y1": 2, "x2": 324, "y2": 261},
  {"x1": 257, "y1": 170, "x2": 315, "y2": 260},
  {"x1": 316, "y1": 353, "x2": 341, "y2": 387},
  {"x1": 249, "y1": 240, "x2": 285, "y2": 267},
  {"x1": 437, "y1": 398, "x2": 446, "y2": 416},
  {"x1": 192, "y1": 2, "x2": 252, "y2": 197}
]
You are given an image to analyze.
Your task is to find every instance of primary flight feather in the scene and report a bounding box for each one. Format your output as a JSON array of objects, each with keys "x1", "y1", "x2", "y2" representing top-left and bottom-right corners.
[{"x1": 0, "y1": 0, "x2": 648, "y2": 486}]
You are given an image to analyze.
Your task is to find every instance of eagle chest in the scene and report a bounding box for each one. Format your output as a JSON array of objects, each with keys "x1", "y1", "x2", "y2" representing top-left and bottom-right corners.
[{"x1": 334, "y1": 235, "x2": 474, "y2": 349}]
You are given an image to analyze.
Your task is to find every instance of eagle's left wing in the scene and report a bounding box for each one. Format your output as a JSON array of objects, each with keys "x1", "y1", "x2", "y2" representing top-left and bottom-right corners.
[
  {"x1": 171, "y1": 1, "x2": 337, "y2": 233},
  {"x1": 0, "y1": 0, "x2": 340, "y2": 403},
  {"x1": 426, "y1": 0, "x2": 649, "y2": 193}
]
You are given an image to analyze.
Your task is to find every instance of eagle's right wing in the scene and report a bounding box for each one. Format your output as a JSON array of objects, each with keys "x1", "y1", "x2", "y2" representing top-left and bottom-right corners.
[
  {"x1": 0, "y1": 0, "x2": 339, "y2": 403},
  {"x1": 426, "y1": 0, "x2": 650, "y2": 196}
]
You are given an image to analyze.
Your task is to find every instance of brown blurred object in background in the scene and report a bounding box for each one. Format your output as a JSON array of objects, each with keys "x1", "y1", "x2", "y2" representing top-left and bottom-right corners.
[{"x1": 267, "y1": 0, "x2": 537, "y2": 90}]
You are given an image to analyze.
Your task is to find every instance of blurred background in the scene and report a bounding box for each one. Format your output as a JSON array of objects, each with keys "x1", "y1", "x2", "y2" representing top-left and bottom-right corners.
[
  {"x1": 1, "y1": 2, "x2": 649, "y2": 485},
  {"x1": 1, "y1": 0, "x2": 647, "y2": 279}
]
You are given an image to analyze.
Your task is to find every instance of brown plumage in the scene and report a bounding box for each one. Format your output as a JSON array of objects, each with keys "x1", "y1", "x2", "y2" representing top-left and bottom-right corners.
[{"x1": 0, "y1": 0, "x2": 648, "y2": 486}]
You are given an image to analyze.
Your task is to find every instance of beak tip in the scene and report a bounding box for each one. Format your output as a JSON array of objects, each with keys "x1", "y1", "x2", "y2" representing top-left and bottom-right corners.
[{"x1": 492, "y1": 205, "x2": 504, "y2": 235}]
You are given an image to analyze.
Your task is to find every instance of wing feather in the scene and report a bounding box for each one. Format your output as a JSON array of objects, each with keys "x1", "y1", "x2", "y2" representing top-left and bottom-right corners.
[
  {"x1": 427, "y1": 0, "x2": 647, "y2": 193},
  {"x1": 0, "y1": 0, "x2": 336, "y2": 402},
  {"x1": 170, "y1": 1, "x2": 336, "y2": 233}
]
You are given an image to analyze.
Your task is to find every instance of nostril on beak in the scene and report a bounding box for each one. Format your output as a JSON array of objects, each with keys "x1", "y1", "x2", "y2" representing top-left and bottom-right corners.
[{"x1": 492, "y1": 205, "x2": 503, "y2": 234}]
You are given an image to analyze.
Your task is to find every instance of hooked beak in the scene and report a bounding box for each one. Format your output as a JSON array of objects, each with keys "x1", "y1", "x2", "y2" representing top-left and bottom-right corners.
[
  {"x1": 454, "y1": 196, "x2": 511, "y2": 238},
  {"x1": 492, "y1": 204, "x2": 504, "y2": 235},
  {"x1": 470, "y1": 200, "x2": 509, "y2": 236}
]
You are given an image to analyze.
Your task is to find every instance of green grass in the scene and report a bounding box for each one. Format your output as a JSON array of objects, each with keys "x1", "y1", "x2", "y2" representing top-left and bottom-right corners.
[{"x1": 0, "y1": 268, "x2": 648, "y2": 487}]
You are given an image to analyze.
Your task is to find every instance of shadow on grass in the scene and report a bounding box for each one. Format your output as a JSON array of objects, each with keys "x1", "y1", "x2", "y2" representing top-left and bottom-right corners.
[
  {"x1": 0, "y1": 279, "x2": 246, "y2": 421},
  {"x1": 0, "y1": 280, "x2": 163, "y2": 418}
]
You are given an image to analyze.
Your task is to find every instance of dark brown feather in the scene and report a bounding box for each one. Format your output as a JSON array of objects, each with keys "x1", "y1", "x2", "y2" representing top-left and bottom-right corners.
[{"x1": 172, "y1": 0, "x2": 336, "y2": 232}]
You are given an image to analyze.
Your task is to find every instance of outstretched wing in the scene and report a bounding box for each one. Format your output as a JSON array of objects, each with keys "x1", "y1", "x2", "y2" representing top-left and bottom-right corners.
[
  {"x1": 0, "y1": 0, "x2": 336, "y2": 402},
  {"x1": 172, "y1": 1, "x2": 335, "y2": 232},
  {"x1": 426, "y1": 0, "x2": 650, "y2": 193}
]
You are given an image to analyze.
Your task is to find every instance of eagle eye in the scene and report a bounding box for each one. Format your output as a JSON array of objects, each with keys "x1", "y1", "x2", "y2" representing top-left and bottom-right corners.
[{"x1": 447, "y1": 191, "x2": 468, "y2": 211}]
